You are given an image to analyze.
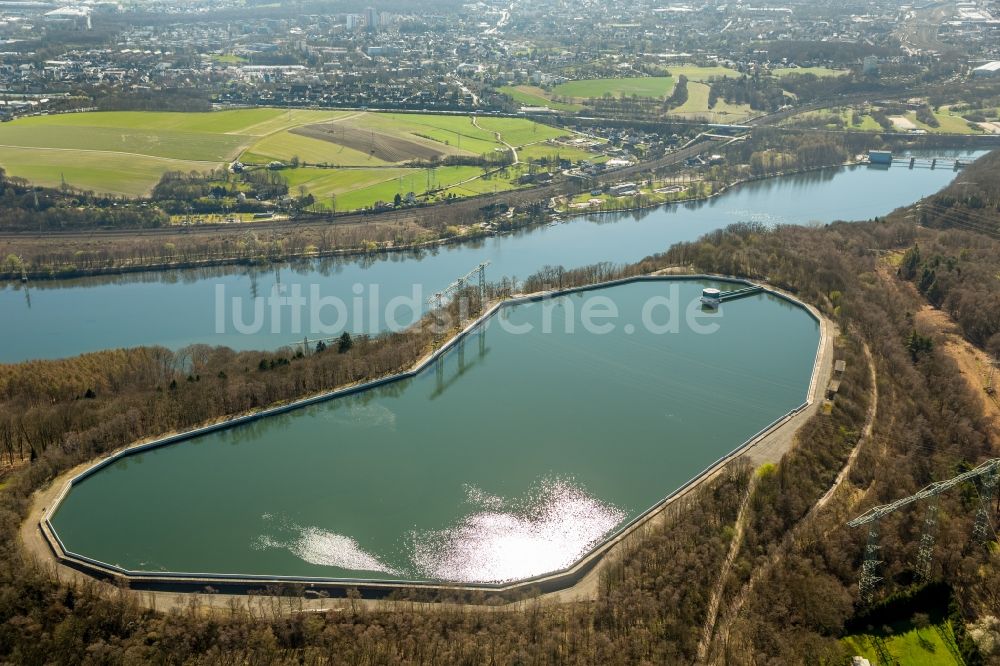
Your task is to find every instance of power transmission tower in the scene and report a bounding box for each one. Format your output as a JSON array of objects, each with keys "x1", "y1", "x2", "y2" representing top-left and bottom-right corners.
[
  {"x1": 974, "y1": 468, "x2": 998, "y2": 543},
  {"x1": 915, "y1": 497, "x2": 938, "y2": 584},
  {"x1": 427, "y1": 261, "x2": 491, "y2": 313},
  {"x1": 858, "y1": 520, "x2": 882, "y2": 605},
  {"x1": 848, "y1": 458, "x2": 1000, "y2": 604}
]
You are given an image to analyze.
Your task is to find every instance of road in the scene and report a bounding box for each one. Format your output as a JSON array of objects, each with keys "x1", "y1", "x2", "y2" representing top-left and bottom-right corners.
[{"x1": 472, "y1": 114, "x2": 518, "y2": 164}]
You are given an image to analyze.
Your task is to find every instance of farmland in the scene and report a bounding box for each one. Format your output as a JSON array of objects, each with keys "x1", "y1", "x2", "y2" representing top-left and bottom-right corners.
[
  {"x1": 0, "y1": 108, "x2": 347, "y2": 196},
  {"x1": 498, "y1": 85, "x2": 582, "y2": 112},
  {"x1": 666, "y1": 64, "x2": 741, "y2": 81},
  {"x1": 0, "y1": 109, "x2": 595, "y2": 207},
  {"x1": 770, "y1": 66, "x2": 849, "y2": 78},
  {"x1": 276, "y1": 114, "x2": 600, "y2": 210},
  {"x1": 553, "y1": 76, "x2": 674, "y2": 100},
  {"x1": 500, "y1": 66, "x2": 742, "y2": 114},
  {"x1": 247, "y1": 112, "x2": 592, "y2": 210},
  {"x1": 670, "y1": 81, "x2": 753, "y2": 120}
]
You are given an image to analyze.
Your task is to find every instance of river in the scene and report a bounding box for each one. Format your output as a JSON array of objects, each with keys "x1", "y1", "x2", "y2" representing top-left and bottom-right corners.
[{"x1": 1, "y1": 153, "x2": 981, "y2": 363}]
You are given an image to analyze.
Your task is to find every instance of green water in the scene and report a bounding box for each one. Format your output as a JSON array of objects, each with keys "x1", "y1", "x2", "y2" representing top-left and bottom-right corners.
[{"x1": 51, "y1": 280, "x2": 819, "y2": 584}]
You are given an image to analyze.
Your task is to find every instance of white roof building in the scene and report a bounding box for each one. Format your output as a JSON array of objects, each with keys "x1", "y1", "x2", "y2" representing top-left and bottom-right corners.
[{"x1": 973, "y1": 61, "x2": 1000, "y2": 77}]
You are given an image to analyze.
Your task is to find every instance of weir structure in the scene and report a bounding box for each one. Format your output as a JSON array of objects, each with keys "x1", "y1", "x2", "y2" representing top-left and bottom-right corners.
[
  {"x1": 36, "y1": 274, "x2": 829, "y2": 600},
  {"x1": 848, "y1": 458, "x2": 1000, "y2": 604}
]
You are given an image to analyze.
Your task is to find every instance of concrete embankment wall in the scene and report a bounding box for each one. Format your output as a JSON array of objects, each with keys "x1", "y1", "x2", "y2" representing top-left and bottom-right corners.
[{"x1": 40, "y1": 274, "x2": 828, "y2": 600}]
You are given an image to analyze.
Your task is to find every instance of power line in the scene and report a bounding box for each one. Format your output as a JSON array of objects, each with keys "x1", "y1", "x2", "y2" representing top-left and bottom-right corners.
[{"x1": 848, "y1": 458, "x2": 1000, "y2": 604}]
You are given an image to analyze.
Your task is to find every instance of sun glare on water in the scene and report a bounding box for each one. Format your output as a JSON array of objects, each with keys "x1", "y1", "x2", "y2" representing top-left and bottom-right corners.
[{"x1": 254, "y1": 478, "x2": 625, "y2": 583}]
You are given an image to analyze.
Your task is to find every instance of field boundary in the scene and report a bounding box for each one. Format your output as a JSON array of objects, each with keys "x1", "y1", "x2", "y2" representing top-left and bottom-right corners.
[{"x1": 34, "y1": 274, "x2": 830, "y2": 601}]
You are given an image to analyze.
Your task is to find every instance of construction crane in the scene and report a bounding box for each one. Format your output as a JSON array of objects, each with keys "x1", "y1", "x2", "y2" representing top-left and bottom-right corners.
[
  {"x1": 848, "y1": 458, "x2": 1000, "y2": 603},
  {"x1": 426, "y1": 261, "x2": 490, "y2": 312}
]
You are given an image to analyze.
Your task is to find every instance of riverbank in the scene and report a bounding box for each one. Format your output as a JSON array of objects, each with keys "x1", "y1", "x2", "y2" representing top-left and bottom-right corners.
[
  {"x1": 553, "y1": 158, "x2": 867, "y2": 218},
  {"x1": 22, "y1": 273, "x2": 834, "y2": 610},
  {"x1": 0, "y1": 159, "x2": 871, "y2": 283}
]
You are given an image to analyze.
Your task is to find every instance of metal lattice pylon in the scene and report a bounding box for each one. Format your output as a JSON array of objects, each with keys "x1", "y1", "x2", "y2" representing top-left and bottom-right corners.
[
  {"x1": 915, "y1": 497, "x2": 939, "y2": 583},
  {"x1": 849, "y1": 458, "x2": 1000, "y2": 604},
  {"x1": 427, "y1": 261, "x2": 491, "y2": 313},
  {"x1": 859, "y1": 520, "x2": 883, "y2": 605},
  {"x1": 974, "y1": 469, "x2": 998, "y2": 544}
]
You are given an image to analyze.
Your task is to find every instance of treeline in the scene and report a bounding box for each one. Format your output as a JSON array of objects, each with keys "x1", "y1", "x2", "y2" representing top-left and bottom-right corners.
[
  {"x1": 95, "y1": 89, "x2": 213, "y2": 113},
  {"x1": 0, "y1": 302, "x2": 458, "y2": 467},
  {"x1": 916, "y1": 104, "x2": 941, "y2": 128},
  {"x1": 0, "y1": 190, "x2": 543, "y2": 279},
  {"x1": 708, "y1": 75, "x2": 787, "y2": 112},
  {"x1": 582, "y1": 95, "x2": 671, "y2": 121},
  {"x1": 898, "y1": 237, "x2": 1000, "y2": 356},
  {"x1": 151, "y1": 169, "x2": 289, "y2": 215},
  {"x1": 0, "y1": 169, "x2": 166, "y2": 231},
  {"x1": 906, "y1": 150, "x2": 1000, "y2": 354},
  {"x1": 664, "y1": 75, "x2": 689, "y2": 110},
  {"x1": 718, "y1": 128, "x2": 858, "y2": 177},
  {"x1": 760, "y1": 40, "x2": 891, "y2": 66},
  {"x1": 406, "y1": 151, "x2": 515, "y2": 170}
]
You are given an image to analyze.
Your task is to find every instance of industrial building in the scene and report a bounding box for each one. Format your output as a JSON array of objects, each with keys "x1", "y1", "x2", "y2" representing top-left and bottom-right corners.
[
  {"x1": 973, "y1": 61, "x2": 1000, "y2": 77},
  {"x1": 868, "y1": 150, "x2": 892, "y2": 165}
]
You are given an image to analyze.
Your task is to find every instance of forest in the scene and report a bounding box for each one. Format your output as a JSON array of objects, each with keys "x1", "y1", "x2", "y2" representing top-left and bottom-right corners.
[{"x1": 1, "y1": 152, "x2": 1000, "y2": 663}]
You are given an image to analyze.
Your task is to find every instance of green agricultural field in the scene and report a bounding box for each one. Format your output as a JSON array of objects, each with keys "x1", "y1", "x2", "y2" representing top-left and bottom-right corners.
[
  {"x1": 256, "y1": 113, "x2": 589, "y2": 211},
  {"x1": 212, "y1": 54, "x2": 248, "y2": 64},
  {"x1": 841, "y1": 619, "x2": 964, "y2": 665},
  {"x1": 771, "y1": 66, "x2": 849, "y2": 78},
  {"x1": 906, "y1": 110, "x2": 983, "y2": 134},
  {"x1": 516, "y1": 142, "x2": 601, "y2": 164},
  {"x1": 230, "y1": 109, "x2": 354, "y2": 137},
  {"x1": 283, "y1": 167, "x2": 413, "y2": 201},
  {"x1": 781, "y1": 107, "x2": 886, "y2": 131},
  {"x1": 0, "y1": 125, "x2": 246, "y2": 161},
  {"x1": 0, "y1": 145, "x2": 222, "y2": 197},
  {"x1": 8, "y1": 109, "x2": 286, "y2": 134},
  {"x1": 669, "y1": 81, "x2": 752, "y2": 120},
  {"x1": 0, "y1": 108, "x2": 580, "y2": 204},
  {"x1": 666, "y1": 65, "x2": 741, "y2": 81},
  {"x1": 353, "y1": 113, "x2": 499, "y2": 155},
  {"x1": 0, "y1": 108, "x2": 327, "y2": 195},
  {"x1": 297, "y1": 164, "x2": 519, "y2": 211},
  {"x1": 844, "y1": 110, "x2": 883, "y2": 131},
  {"x1": 553, "y1": 77, "x2": 675, "y2": 100},
  {"x1": 497, "y1": 85, "x2": 582, "y2": 112},
  {"x1": 473, "y1": 117, "x2": 570, "y2": 147},
  {"x1": 440, "y1": 170, "x2": 522, "y2": 198}
]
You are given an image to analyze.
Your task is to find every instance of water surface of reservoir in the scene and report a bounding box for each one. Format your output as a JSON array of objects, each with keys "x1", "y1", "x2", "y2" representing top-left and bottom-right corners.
[{"x1": 50, "y1": 279, "x2": 820, "y2": 584}]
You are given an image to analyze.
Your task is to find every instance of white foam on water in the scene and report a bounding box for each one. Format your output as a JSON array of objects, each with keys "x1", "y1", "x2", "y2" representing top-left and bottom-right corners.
[{"x1": 411, "y1": 478, "x2": 625, "y2": 584}]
